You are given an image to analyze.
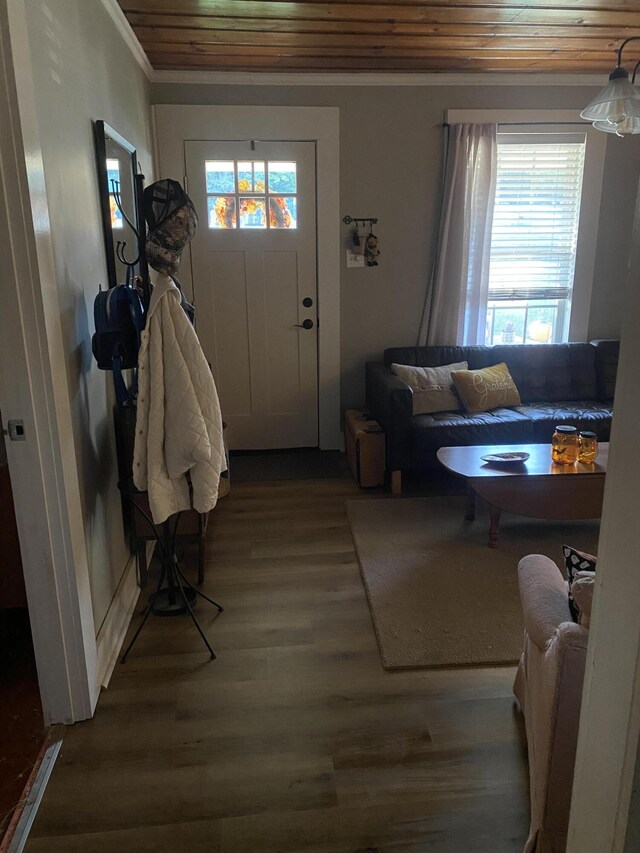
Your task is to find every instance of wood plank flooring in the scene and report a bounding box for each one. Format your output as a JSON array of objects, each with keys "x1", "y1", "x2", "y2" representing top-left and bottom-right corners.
[{"x1": 26, "y1": 477, "x2": 529, "y2": 852}]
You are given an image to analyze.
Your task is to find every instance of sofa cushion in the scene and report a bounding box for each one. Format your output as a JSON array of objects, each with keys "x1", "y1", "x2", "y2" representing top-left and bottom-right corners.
[
  {"x1": 411, "y1": 406, "x2": 534, "y2": 451},
  {"x1": 390, "y1": 361, "x2": 467, "y2": 414},
  {"x1": 594, "y1": 339, "x2": 619, "y2": 401},
  {"x1": 451, "y1": 362, "x2": 521, "y2": 413},
  {"x1": 514, "y1": 401, "x2": 613, "y2": 443},
  {"x1": 384, "y1": 343, "x2": 598, "y2": 404}
]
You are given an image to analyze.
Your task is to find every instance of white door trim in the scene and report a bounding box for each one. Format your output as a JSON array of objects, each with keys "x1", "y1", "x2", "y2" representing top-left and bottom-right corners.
[
  {"x1": 1, "y1": 0, "x2": 98, "y2": 724},
  {"x1": 566, "y1": 177, "x2": 640, "y2": 852},
  {"x1": 153, "y1": 104, "x2": 341, "y2": 450}
]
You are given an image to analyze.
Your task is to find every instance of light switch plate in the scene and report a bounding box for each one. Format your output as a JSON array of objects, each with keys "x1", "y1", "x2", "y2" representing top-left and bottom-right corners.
[{"x1": 346, "y1": 250, "x2": 364, "y2": 268}]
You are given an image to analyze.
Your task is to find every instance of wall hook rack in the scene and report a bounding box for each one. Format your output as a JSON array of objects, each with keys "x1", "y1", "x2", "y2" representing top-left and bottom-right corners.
[
  {"x1": 343, "y1": 216, "x2": 378, "y2": 227},
  {"x1": 110, "y1": 177, "x2": 142, "y2": 269}
]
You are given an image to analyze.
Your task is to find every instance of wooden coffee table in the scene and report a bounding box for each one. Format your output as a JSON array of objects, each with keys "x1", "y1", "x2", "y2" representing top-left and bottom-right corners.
[{"x1": 437, "y1": 443, "x2": 608, "y2": 548}]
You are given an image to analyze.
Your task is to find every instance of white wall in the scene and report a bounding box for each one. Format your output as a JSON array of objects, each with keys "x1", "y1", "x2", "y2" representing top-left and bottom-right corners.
[
  {"x1": 19, "y1": 0, "x2": 152, "y2": 631},
  {"x1": 152, "y1": 81, "x2": 640, "y2": 411}
]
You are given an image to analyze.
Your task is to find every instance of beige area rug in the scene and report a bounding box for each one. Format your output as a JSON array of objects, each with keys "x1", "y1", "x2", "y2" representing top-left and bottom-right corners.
[{"x1": 347, "y1": 496, "x2": 599, "y2": 670}]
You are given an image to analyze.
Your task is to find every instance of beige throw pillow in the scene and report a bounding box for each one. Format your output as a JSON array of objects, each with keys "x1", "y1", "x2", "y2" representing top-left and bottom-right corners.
[
  {"x1": 451, "y1": 362, "x2": 521, "y2": 414},
  {"x1": 391, "y1": 361, "x2": 468, "y2": 415}
]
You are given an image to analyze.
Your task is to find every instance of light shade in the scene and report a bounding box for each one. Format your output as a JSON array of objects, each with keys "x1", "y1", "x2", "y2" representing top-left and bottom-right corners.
[
  {"x1": 580, "y1": 67, "x2": 640, "y2": 126},
  {"x1": 593, "y1": 115, "x2": 640, "y2": 135}
]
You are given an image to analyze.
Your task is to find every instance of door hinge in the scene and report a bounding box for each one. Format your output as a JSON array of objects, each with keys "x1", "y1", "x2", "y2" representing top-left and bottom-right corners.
[{"x1": 183, "y1": 175, "x2": 188, "y2": 193}]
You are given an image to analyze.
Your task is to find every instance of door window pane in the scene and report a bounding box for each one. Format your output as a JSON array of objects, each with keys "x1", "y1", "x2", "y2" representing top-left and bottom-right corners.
[
  {"x1": 239, "y1": 197, "x2": 267, "y2": 229},
  {"x1": 205, "y1": 161, "x2": 235, "y2": 194},
  {"x1": 237, "y1": 161, "x2": 265, "y2": 193},
  {"x1": 205, "y1": 158, "x2": 297, "y2": 230},
  {"x1": 268, "y1": 162, "x2": 296, "y2": 194},
  {"x1": 269, "y1": 197, "x2": 297, "y2": 229},
  {"x1": 208, "y1": 196, "x2": 237, "y2": 229}
]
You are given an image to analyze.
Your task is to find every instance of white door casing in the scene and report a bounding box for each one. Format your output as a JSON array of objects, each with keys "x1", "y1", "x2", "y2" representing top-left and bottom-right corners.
[
  {"x1": 2, "y1": 0, "x2": 97, "y2": 724},
  {"x1": 186, "y1": 140, "x2": 318, "y2": 449},
  {"x1": 154, "y1": 105, "x2": 341, "y2": 450}
]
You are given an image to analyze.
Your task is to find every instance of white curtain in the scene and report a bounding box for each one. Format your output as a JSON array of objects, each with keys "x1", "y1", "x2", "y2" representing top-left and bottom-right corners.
[{"x1": 419, "y1": 123, "x2": 498, "y2": 346}]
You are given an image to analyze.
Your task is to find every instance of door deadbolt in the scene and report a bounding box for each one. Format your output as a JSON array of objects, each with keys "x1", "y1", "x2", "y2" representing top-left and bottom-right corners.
[{"x1": 302, "y1": 297, "x2": 313, "y2": 308}]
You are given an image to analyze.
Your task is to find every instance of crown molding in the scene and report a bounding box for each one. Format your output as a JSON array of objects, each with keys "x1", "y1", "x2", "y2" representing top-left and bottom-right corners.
[
  {"x1": 99, "y1": 0, "x2": 153, "y2": 81},
  {"x1": 151, "y1": 70, "x2": 605, "y2": 88}
]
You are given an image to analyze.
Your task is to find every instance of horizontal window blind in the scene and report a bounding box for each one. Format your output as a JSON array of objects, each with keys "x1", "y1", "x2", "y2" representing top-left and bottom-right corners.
[{"x1": 488, "y1": 141, "x2": 586, "y2": 297}]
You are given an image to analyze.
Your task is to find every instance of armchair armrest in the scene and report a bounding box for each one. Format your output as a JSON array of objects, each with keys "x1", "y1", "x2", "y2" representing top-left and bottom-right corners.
[
  {"x1": 518, "y1": 555, "x2": 574, "y2": 651},
  {"x1": 365, "y1": 362, "x2": 413, "y2": 471}
]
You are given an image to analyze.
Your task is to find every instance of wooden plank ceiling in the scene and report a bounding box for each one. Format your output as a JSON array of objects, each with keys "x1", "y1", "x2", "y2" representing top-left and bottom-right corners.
[{"x1": 118, "y1": 0, "x2": 640, "y2": 73}]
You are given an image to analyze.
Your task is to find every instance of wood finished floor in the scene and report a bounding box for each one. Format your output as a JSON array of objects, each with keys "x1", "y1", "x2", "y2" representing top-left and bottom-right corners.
[{"x1": 26, "y1": 477, "x2": 529, "y2": 852}]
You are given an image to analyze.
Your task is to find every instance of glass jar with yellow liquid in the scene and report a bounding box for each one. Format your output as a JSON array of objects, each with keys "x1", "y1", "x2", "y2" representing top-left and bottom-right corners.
[
  {"x1": 578, "y1": 430, "x2": 599, "y2": 464},
  {"x1": 551, "y1": 425, "x2": 579, "y2": 465}
]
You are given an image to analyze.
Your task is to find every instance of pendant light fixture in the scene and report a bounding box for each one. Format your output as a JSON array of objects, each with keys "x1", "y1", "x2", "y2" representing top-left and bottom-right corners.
[
  {"x1": 590, "y1": 60, "x2": 640, "y2": 136},
  {"x1": 582, "y1": 38, "x2": 640, "y2": 135}
]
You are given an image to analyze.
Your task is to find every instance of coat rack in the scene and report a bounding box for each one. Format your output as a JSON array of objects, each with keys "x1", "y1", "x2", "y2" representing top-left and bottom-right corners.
[
  {"x1": 342, "y1": 215, "x2": 378, "y2": 227},
  {"x1": 109, "y1": 169, "x2": 151, "y2": 310},
  {"x1": 343, "y1": 216, "x2": 381, "y2": 267},
  {"x1": 108, "y1": 167, "x2": 223, "y2": 662}
]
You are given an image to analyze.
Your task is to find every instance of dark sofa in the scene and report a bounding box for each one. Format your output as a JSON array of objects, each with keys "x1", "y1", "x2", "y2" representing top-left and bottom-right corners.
[{"x1": 366, "y1": 341, "x2": 619, "y2": 492}]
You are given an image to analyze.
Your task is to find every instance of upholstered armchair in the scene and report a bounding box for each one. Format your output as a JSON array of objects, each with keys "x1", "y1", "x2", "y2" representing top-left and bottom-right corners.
[{"x1": 514, "y1": 554, "x2": 590, "y2": 853}]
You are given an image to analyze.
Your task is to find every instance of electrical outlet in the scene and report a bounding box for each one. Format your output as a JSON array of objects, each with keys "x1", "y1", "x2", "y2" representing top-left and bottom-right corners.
[{"x1": 346, "y1": 250, "x2": 364, "y2": 268}]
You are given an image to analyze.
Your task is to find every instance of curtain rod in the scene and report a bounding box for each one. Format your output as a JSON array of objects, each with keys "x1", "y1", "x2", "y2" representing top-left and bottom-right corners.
[{"x1": 441, "y1": 121, "x2": 586, "y2": 127}]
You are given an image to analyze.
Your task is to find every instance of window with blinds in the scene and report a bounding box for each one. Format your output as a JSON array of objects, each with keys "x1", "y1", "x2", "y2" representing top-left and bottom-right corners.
[{"x1": 485, "y1": 135, "x2": 586, "y2": 346}]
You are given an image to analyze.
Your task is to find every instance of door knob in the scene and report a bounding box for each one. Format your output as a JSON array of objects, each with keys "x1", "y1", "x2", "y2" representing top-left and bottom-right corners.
[{"x1": 294, "y1": 319, "x2": 314, "y2": 330}]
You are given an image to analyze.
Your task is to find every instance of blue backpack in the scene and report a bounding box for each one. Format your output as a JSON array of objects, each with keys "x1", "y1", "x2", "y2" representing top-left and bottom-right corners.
[{"x1": 92, "y1": 275, "x2": 146, "y2": 407}]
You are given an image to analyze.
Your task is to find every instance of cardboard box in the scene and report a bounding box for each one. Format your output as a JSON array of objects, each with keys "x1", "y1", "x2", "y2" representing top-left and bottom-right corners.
[{"x1": 344, "y1": 409, "x2": 385, "y2": 488}]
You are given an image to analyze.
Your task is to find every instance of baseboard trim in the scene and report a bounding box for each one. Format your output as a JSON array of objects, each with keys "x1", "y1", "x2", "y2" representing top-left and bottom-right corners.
[
  {"x1": 4, "y1": 732, "x2": 62, "y2": 853},
  {"x1": 94, "y1": 544, "x2": 153, "y2": 690}
]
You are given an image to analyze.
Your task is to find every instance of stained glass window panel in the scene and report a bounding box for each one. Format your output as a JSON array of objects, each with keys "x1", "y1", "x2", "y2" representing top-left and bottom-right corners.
[
  {"x1": 205, "y1": 161, "x2": 235, "y2": 194},
  {"x1": 269, "y1": 197, "x2": 297, "y2": 229},
  {"x1": 237, "y1": 161, "x2": 266, "y2": 193},
  {"x1": 268, "y1": 162, "x2": 296, "y2": 194},
  {"x1": 208, "y1": 196, "x2": 237, "y2": 229},
  {"x1": 239, "y1": 197, "x2": 267, "y2": 229}
]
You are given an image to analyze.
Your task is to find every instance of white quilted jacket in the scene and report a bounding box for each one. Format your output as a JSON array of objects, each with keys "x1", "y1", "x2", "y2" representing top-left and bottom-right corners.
[{"x1": 133, "y1": 274, "x2": 225, "y2": 524}]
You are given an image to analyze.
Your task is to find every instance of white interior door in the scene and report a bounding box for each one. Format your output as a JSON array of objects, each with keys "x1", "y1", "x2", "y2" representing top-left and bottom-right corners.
[{"x1": 185, "y1": 140, "x2": 318, "y2": 450}]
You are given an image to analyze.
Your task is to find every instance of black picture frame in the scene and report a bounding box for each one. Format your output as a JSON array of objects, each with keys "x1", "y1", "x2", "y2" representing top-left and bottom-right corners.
[{"x1": 93, "y1": 120, "x2": 139, "y2": 289}]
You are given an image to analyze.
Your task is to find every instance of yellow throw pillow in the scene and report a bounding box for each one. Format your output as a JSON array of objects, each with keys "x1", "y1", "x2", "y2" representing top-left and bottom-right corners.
[{"x1": 451, "y1": 362, "x2": 521, "y2": 414}]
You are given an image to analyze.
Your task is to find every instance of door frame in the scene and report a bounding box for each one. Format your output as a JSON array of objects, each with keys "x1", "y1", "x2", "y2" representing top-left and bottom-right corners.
[
  {"x1": 0, "y1": 0, "x2": 97, "y2": 724},
  {"x1": 566, "y1": 175, "x2": 640, "y2": 851},
  {"x1": 154, "y1": 105, "x2": 341, "y2": 450}
]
